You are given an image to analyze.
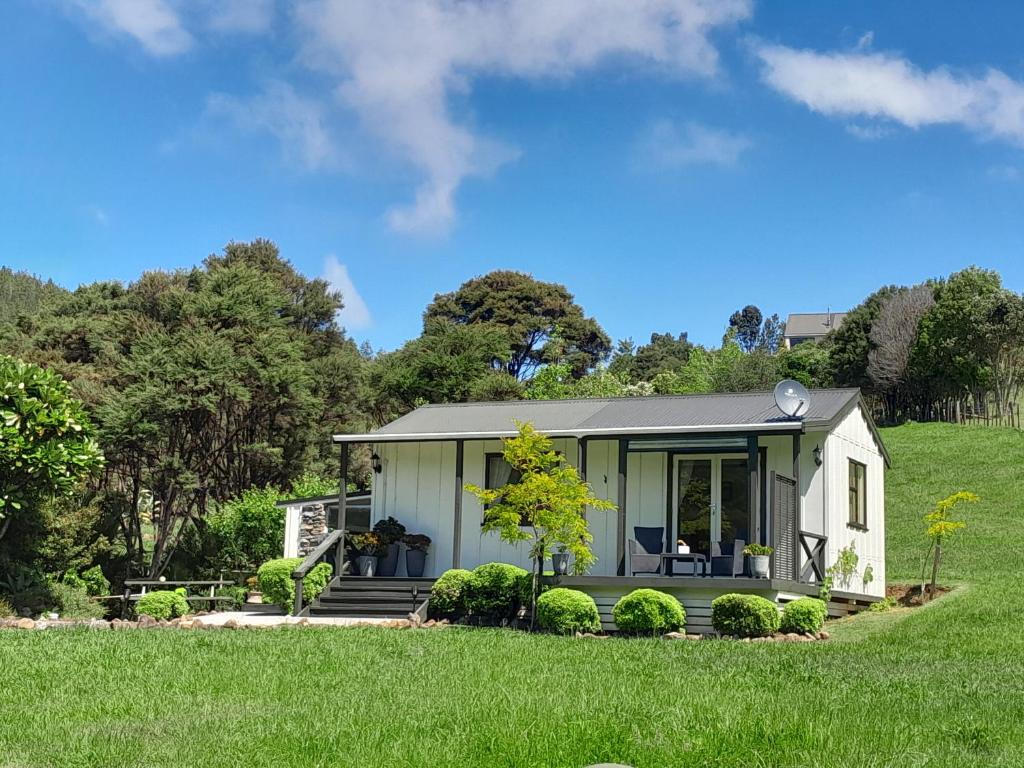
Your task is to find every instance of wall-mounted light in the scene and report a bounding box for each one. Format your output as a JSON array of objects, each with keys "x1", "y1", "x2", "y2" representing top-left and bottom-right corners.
[
  {"x1": 371, "y1": 453, "x2": 382, "y2": 474},
  {"x1": 813, "y1": 444, "x2": 823, "y2": 467}
]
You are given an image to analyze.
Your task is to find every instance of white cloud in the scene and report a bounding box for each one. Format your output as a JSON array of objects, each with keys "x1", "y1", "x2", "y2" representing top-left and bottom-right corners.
[
  {"x1": 70, "y1": 0, "x2": 193, "y2": 56},
  {"x1": 634, "y1": 119, "x2": 751, "y2": 170},
  {"x1": 206, "y1": 81, "x2": 340, "y2": 171},
  {"x1": 844, "y1": 123, "x2": 892, "y2": 141},
  {"x1": 856, "y1": 31, "x2": 874, "y2": 51},
  {"x1": 294, "y1": 0, "x2": 752, "y2": 233},
  {"x1": 987, "y1": 164, "x2": 1021, "y2": 182},
  {"x1": 756, "y1": 44, "x2": 1024, "y2": 146},
  {"x1": 204, "y1": 0, "x2": 275, "y2": 35},
  {"x1": 323, "y1": 255, "x2": 371, "y2": 330}
]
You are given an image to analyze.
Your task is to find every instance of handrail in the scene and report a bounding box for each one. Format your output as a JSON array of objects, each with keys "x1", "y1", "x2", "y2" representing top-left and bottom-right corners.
[{"x1": 292, "y1": 528, "x2": 346, "y2": 615}]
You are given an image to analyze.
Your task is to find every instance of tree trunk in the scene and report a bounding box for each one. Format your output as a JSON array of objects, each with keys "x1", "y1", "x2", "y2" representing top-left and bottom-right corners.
[
  {"x1": 531, "y1": 554, "x2": 543, "y2": 631},
  {"x1": 929, "y1": 542, "x2": 942, "y2": 601}
]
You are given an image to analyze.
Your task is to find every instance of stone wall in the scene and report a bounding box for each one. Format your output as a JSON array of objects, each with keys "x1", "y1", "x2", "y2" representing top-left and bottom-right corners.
[{"x1": 297, "y1": 503, "x2": 328, "y2": 558}]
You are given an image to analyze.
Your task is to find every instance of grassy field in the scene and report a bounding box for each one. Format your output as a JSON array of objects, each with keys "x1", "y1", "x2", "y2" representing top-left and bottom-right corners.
[{"x1": 2, "y1": 423, "x2": 1023, "y2": 767}]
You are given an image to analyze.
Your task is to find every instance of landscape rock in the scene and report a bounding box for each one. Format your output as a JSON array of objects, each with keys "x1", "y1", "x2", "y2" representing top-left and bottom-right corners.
[
  {"x1": 784, "y1": 632, "x2": 802, "y2": 642},
  {"x1": 137, "y1": 614, "x2": 158, "y2": 628},
  {"x1": 223, "y1": 619, "x2": 240, "y2": 629},
  {"x1": 89, "y1": 619, "x2": 111, "y2": 630},
  {"x1": 178, "y1": 620, "x2": 194, "y2": 630},
  {"x1": 663, "y1": 631, "x2": 687, "y2": 640},
  {"x1": 818, "y1": 630, "x2": 831, "y2": 640},
  {"x1": 803, "y1": 632, "x2": 817, "y2": 641},
  {"x1": 16, "y1": 618, "x2": 35, "y2": 630}
]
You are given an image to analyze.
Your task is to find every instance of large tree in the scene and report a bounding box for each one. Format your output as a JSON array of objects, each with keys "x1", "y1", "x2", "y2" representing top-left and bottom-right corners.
[
  {"x1": 825, "y1": 285, "x2": 903, "y2": 391},
  {"x1": 729, "y1": 305, "x2": 763, "y2": 353},
  {"x1": 424, "y1": 270, "x2": 611, "y2": 380},
  {"x1": 610, "y1": 332, "x2": 693, "y2": 383}
]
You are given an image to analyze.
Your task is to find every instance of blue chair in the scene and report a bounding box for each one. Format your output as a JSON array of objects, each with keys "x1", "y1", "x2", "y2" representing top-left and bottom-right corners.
[{"x1": 629, "y1": 526, "x2": 664, "y2": 576}]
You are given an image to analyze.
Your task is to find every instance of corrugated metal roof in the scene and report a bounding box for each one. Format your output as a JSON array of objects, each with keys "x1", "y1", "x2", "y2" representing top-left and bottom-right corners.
[
  {"x1": 344, "y1": 389, "x2": 862, "y2": 441},
  {"x1": 784, "y1": 312, "x2": 848, "y2": 338}
]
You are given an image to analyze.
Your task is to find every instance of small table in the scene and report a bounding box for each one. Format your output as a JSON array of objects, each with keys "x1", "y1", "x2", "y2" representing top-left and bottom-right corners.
[{"x1": 661, "y1": 552, "x2": 708, "y2": 577}]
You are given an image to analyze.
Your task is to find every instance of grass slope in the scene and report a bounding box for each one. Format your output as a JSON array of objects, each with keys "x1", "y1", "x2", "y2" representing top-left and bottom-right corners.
[{"x1": 2, "y1": 423, "x2": 1023, "y2": 767}]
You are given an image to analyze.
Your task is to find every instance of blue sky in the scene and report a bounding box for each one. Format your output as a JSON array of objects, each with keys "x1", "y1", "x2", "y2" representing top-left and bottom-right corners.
[{"x1": 2, "y1": 1, "x2": 1024, "y2": 352}]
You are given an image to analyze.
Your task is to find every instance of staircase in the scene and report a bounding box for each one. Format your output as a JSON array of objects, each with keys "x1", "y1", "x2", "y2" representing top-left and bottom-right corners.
[{"x1": 304, "y1": 576, "x2": 435, "y2": 619}]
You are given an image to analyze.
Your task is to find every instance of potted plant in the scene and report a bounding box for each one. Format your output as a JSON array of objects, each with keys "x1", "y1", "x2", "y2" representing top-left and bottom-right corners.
[
  {"x1": 676, "y1": 538, "x2": 690, "y2": 554},
  {"x1": 551, "y1": 546, "x2": 571, "y2": 575},
  {"x1": 372, "y1": 517, "x2": 407, "y2": 577},
  {"x1": 245, "y1": 575, "x2": 262, "y2": 604},
  {"x1": 743, "y1": 544, "x2": 774, "y2": 578},
  {"x1": 350, "y1": 532, "x2": 385, "y2": 576},
  {"x1": 403, "y1": 534, "x2": 431, "y2": 578}
]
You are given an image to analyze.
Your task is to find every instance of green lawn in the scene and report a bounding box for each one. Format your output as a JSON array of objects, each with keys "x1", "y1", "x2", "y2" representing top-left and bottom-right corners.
[{"x1": 2, "y1": 423, "x2": 1023, "y2": 767}]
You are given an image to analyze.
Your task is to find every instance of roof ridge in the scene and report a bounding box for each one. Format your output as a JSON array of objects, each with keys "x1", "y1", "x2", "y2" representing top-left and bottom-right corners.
[{"x1": 415, "y1": 388, "x2": 860, "y2": 408}]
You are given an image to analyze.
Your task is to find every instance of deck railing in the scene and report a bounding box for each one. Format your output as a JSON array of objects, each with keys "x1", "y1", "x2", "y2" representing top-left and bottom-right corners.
[
  {"x1": 798, "y1": 531, "x2": 827, "y2": 583},
  {"x1": 292, "y1": 529, "x2": 346, "y2": 615}
]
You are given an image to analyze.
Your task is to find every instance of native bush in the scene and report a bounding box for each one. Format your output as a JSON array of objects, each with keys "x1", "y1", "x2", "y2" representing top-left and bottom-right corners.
[
  {"x1": 612, "y1": 589, "x2": 685, "y2": 634},
  {"x1": 49, "y1": 581, "x2": 105, "y2": 620},
  {"x1": 536, "y1": 588, "x2": 601, "y2": 634},
  {"x1": 257, "y1": 557, "x2": 333, "y2": 614},
  {"x1": 466, "y1": 563, "x2": 531, "y2": 623},
  {"x1": 0, "y1": 597, "x2": 13, "y2": 618},
  {"x1": 215, "y1": 586, "x2": 248, "y2": 611},
  {"x1": 207, "y1": 487, "x2": 285, "y2": 572},
  {"x1": 711, "y1": 593, "x2": 780, "y2": 637},
  {"x1": 136, "y1": 590, "x2": 190, "y2": 621},
  {"x1": 80, "y1": 565, "x2": 110, "y2": 597},
  {"x1": 430, "y1": 569, "x2": 472, "y2": 618},
  {"x1": 779, "y1": 597, "x2": 827, "y2": 634}
]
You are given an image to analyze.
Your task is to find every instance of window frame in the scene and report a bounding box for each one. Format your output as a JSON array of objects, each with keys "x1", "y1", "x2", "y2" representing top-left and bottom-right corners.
[
  {"x1": 482, "y1": 452, "x2": 528, "y2": 526},
  {"x1": 847, "y1": 458, "x2": 868, "y2": 530}
]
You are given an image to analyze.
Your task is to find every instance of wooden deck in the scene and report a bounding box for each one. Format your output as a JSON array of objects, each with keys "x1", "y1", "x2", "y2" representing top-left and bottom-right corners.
[{"x1": 544, "y1": 575, "x2": 878, "y2": 634}]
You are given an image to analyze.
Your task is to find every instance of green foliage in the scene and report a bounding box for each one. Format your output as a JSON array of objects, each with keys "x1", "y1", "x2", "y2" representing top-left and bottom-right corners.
[
  {"x1": 214, "y1": 586, "x2": 248, "y2": 611},
  {"x1": 0, "y1": 597, "x2": 13, "y2": 618},
  {"x1": 350, "y1": 532, "x2": 385, "y2": 556},
  {"x1": 611, "y1": 589, "x2": 686, "y2": 634},
  {"x1": 288, "y1": 472, "x2": 337, "y2": 499},
  {"x1": 0, "y1": 562, "x2": 50, "y2": 614},
  {"x1": 779, "y1": 597, "x2": 827, "y2": 634},
  {"x1": 729, "y1": 305, "x2": 763, "y2": 353},
  {"x1": 206, "y1": 487, "x2": 285, "y2": 572},
  {"x1": 372, "y1": 517, "x2": 406, "y2": 545},
  {"x1": 429, "y1": 569, "x2": 473, "y2": 618},
  {"x1": 711, "y1": 593, "x2": 780, "y2": 637},
  {"x1": 0, "y1": 267, "x2": 65, "y2": 326},
  {"x1": 403, "y1": 534, "x2": 431, "y2": 552},
  {"x1": 465, "y1": 422, "x2": 615, "y2": 577},
  {"x1": 80, "y1": 566, "x2": 109, "y2": 597},
  {"x1": 256, "y1": 557, "x2": 332, "y2": 614},
  {"x1": 466, "y1": 563, "x2": 531, "y2": 623},
  {"x1": 820, "y1": 542, "x2": 860, "y2": 602},
  {"x1": 424, "y1": 270, "x2": 611, "y2": 380},
  {"x1": 868, "y1": 595, "x2": 898, "y2": 613},
  {"x1": 609, "y1": 332, "x2": 693, "y2": 383},
  {"x1": 49, "y1": 581, "x2": 105, "y2": 620},
  {"x1": 0, "y1": 355, "x2": 104, "y2": 538},
  {"x1": 924, "y1": 491, "x2": 979, "y2": 597},
  {"x1": 827, "y1": 285, "x2": 903, "y2": 390},
  {"x1": 525, "y1": 363, "x2": 652, "y2": 400},
  {"x1": 778, "y1": 341, "x2": 833, "y2": 388},
  {"x1": 136, "y1": 590, "x2": 190, "y2": 620},
  {"x1": 743, "y1": 544, "x2": 773, "y2": 556},
  {"x1": 536, "y1": 588, "x2": 601, "y2": 634}
]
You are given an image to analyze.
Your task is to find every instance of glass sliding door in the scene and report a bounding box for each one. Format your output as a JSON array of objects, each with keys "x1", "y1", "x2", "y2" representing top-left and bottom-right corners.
[
  {"x1": 674, "y1": 455, "x2": 751, "y2": 559},
  {"x1": 676, "y1": 458, "x2": 713, "y2": 557}
]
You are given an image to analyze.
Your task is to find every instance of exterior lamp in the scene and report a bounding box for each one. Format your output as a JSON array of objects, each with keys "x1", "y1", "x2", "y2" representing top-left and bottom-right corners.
[
  {"x1": 813, "y1": 444, "x2": 823, "y2": 467},
  {"x1": 371, "y1": 453, "x2": 383, "y2": 474}
]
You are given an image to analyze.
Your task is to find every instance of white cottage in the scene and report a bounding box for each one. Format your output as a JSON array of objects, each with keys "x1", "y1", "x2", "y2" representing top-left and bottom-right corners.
[{"x1": 298, "y1": 388, "x2": 887, "y2": 629}]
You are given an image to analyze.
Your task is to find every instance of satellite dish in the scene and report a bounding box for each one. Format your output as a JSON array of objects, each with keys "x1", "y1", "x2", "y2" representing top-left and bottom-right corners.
[{"x1": 774, "y1": 379, "x2": 811, "y2": 419}]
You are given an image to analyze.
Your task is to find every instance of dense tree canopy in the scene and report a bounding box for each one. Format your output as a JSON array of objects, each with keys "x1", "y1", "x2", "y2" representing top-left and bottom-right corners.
[{"x1": 424, "y1": 270, "x2": 611, "y2": 379}]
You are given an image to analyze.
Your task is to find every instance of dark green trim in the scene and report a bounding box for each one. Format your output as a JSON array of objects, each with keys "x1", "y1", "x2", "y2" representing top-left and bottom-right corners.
[
  {"x1": 617, "y1": 440, "x2": 627, "y2": 576},
  {"x1": 453, "y1": 440, "x2": 464, "y2": 569}
]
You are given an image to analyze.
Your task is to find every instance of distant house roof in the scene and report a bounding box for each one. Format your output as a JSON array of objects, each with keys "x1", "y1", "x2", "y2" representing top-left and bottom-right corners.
[
  {"x1": 334, "y1": 389, "x2": 888, "y2": 462},
  {"x1": 784, "y1": 312, "x2": 847, "y2": 339}
]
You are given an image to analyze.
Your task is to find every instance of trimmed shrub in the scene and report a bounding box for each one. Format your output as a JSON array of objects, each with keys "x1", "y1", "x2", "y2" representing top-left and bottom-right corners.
[
  {"x1": 711, "y1": 593, "x2": 780, "y2": 638},
  {"x1": 612, "y1": 589, "x2": 686, "y2": 634},
  {"x1": 215, "y1": 586, "x2": 248, "y2": 611},
  {"x1": 430, "y1": 569, "x2": 473, "y2": 618},
  {"x1": 780, "y1": 597, "x2": 827, "y2": 634},
  {"x1": 467, "y1": 563, "x2": 531, "y2": 623},
  {"x1": 536, "y1": 588, "x2": 601, "y2": 634},
  {"x1": 257, "y1": 557, "x2": 333, "y2": 614},
  {"x1": 50, "y1": 581, "x2": 105, "y2": 620},
  {"x1": 137, "y1": 590, "x2": 190, "y2": 621}
]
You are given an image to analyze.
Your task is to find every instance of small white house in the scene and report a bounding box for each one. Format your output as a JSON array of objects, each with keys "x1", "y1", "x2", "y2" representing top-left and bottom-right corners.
[{"x1": 324, "y1": 389, "x2": 888, "y2": 628}]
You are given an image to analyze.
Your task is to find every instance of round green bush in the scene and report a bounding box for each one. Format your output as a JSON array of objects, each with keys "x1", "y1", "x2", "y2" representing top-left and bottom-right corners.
[
  {"x1": 257, "y1": 557, "x2": 333, "y2": 614},
  {"x1": 430, "y1": 568, "x2": 473, "y2": 618},
  {"x1": 612, "y1": 589, "x2": 686, "y2": 634},
  {"x1": 779, "y1": 596, "x2": 827, "y2": 634},
  {"x1": 49, "y1": 581, "x2": 105, "y2": 620},
  {"x1": 711, "y1": 593, "x2": 780, "y2": 638},
  {"x1": 137, "y1": 590, "x2": 190, "y2": 621},
  {"x1": 467, "y1": 563, "x2": 531, "y2": 622},
  {"x1": 536, "y1": 588, "x2": 601, "y2": 634}
]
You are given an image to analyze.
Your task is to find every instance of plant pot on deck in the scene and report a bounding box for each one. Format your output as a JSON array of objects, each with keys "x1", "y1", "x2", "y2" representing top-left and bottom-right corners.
[
  {"x1": 377, "y1": 542, "x2": 401, "y2": 577},
  {"x1": 551, "y1": 552, "x2": 571, "y2": 575},
  {"x1": 357, "y1": 555, "x2": 379, "y2": 577},
  {"x1": 405, "y1": 549, "x2": 427, "y2": 578},
  {"x1": 749, "y1": 555, "x2": 770, "y2": 579}
]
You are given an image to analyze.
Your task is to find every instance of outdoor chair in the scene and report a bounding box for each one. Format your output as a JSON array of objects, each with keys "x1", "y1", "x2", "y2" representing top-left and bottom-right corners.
[
  {"x1": 710, "y1": 538, "x2": 746, "y2": 577},
  {"x1": 628, "y1": 526, "x2": 664, "y2": 576}
]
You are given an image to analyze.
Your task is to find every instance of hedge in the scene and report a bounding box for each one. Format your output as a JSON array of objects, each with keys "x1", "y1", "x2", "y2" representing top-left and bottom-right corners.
[
  {"x1": 466, "y1": 563, "x2": 531, "y2": 623},
  {"x1": 257, "y1": 557, "x2": 333, "y2": 614},
  {"x1": 430, "y1": 569, "x2": 473, "y2": 618},
  {"x1": 780, "y1": 596, "x2": 827, "y2": 634},
  {"x1": 536, "y1": 588, "x2": 601, "y2": 634},
  {"x1": 711, "y1": 593, "x2": 780, "y2": 637},
  {"x1": 136, "y1": 590, "x2": 190, "y2": 621},
  {"x1": 612, "y1": 589, "x2": 686, "y2": 634}
]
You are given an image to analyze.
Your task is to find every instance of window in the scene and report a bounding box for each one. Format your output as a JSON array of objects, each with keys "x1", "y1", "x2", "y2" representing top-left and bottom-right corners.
[
  {"x1": 483, "y1": 453, "x2": 526, "y2": 525},
  {"x1": 848, "y1": 460, "x2": 867, "y2": 529}
]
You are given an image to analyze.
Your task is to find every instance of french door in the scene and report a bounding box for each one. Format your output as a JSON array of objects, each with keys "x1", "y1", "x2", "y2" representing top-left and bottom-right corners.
[{"x1": 673, "y1": 454, "x2": 751, "y2": 558}]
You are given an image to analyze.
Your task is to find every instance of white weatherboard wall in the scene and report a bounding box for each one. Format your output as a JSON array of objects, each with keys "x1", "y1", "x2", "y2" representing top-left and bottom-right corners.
[{"x1": 822, "y1": 407, "x2": 886, "y2": 597}]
